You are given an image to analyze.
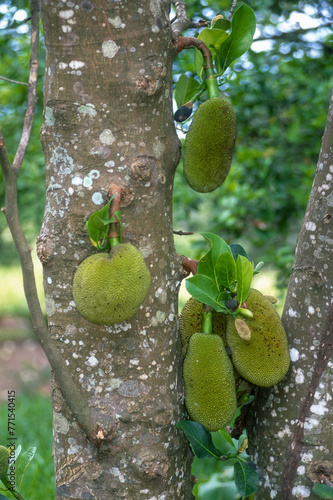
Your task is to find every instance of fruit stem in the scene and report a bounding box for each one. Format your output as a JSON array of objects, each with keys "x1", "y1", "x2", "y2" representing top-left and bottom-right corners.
[
  {"x1": 202, "y1": 304, "x2": 213, "y2": 333},
  {"x1": 204, "y1": 68, "x2": 219, "y2": 99},
  {"x1": 108, "y1": 186, "x2": 122, "y2": 248},
  {"x1": 175, "y1": 36, "x2": 219, "y2": 99}
]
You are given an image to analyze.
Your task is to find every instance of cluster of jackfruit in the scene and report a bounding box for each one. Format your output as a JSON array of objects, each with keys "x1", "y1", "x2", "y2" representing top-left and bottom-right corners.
[
  {"x1": 73, "y1": 243, "x2": 151, "y2": 325},
  {"x1": 180, "y1": 289, "x2": 290, "y2": 431},
  {"x1": 183, "y1": 97, "x2": 236, "y2": 193}
]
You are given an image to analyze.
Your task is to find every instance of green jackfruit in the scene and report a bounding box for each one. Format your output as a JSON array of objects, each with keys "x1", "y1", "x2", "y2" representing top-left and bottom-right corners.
[
  {"x1": 183, "y1": 97, "x2": 236, "y2": 193},
  {"x1": 73, "y1": 243, "x2": 151, "y2": 325},
  {"x1": 226, "y1": 289, "x2": 290, "y2": 387},
  {"x1": 183, "y1": 333, "x2": 237, "y2": 431},
  {"x1": 0, "y1": 446, "x2": 9, "y2": 481},
  {"x1": 179, "y1": 298, "x2": 227, "y2": 347}
]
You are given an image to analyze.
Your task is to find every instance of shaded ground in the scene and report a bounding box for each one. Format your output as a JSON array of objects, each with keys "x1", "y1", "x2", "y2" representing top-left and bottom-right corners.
[{"x1": 0, "y1": 316, "x2": 50, "y2": 402}]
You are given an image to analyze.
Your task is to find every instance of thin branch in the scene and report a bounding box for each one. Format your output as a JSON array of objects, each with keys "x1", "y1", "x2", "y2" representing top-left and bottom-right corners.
[
  {"x1": 228, "y1": 0, "x2": 238, "y2": 21},
  {"x1": 12, "y1": 0, "x2": 40, "y2": 172},
  {"x1": 171, "y1": 1, "x2": 208, "y2": 39},
  {"x1": 176, "y1": 36, "x2": 213, "y2": 69},
  {"x1": 173, "y1": 230, "x2": 194, "y2": 236},
  {"x1": 0, "y1": 134, "x2": 114, "y2": 443},
  {"x1": 0, "y1": 76, "x2": 28, "y2": 86}
]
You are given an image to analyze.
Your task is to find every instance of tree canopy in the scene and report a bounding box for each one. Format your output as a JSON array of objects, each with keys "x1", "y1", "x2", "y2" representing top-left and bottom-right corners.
[{"x1": 1, "y1": 0, "x2": 332, "y2": 283}]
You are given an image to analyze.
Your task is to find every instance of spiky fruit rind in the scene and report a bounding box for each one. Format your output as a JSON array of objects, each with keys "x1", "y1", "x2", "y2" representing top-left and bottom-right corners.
[
  {"x1": 0, "y1": 446, "x2": 9, "y2": 480},
  {"x1": 73, "y1": 243, "x2": 151, "y2": 325},
  {"x1": 183, "y1": 97, "x2": 236, "y2": 193},
  {"x1": 179, "y1": 298, "x2": 203, "y2": 347},
  {"x1": 183, "y1": 333, "x2": 237, "y2": 431},
  {"x1": 179, "y1": 298, "x2": 227, "y2": 347},
  {"x1": 226, "y1": 289, "x2": 290, "y2": 387}
]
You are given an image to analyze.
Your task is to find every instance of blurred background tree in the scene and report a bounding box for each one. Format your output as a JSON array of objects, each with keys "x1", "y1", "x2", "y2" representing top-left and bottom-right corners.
[{"x1": 0, "y1": 0, "x2": 332, "y2": 275}]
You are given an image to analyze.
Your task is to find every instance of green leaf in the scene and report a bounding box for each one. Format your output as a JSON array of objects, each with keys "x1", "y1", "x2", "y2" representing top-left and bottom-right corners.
[
  {"x1": 212, "y1": 429, "x2": 237, "y2": 454},
  {"x1": 198, "y1": 233, "x2": 231, "y2": 278},
  {"x1": 211, "y1": 18, "x2": 231, "y2": 30},
  {"x1": 191, "y1": 456, "x2": 226, "y2": 482},
  {"x1": 199, "y1": 28, "x2": 229, "y2": 50},
  {"x1": 17, "y1": 446, "x2": 36, "y2": 491},
  {"x1": 194, "y1": 49, "x2": 205, "y2": 80},
  {"x1": 175, "y1": 420, "x2": 222, "y2": 459},
  {"x1": 186, "y1": 274, "x2": 226, "y2": 312},
  {"x1": 236, "y1": 255, "x2": 253, "y2": 305},
  {"x1": 229, "y1": 243, "x2": 250, "y2": 263},
  {"x1": 218, "y1": 4, "x2": 256, "y2": 74},
  {"x1": 234, "y1": 460, "x2": 260, "y2": 497},
  {"x1": 14, "y1": 444, "x2": 21, "y2": 462},
  {"x1": 174, "y1": 74, "x2": 200, "y2": 108},
  {"x1": 193, "y1": 473, "x2": 240, "y2": 500},
  {"x1": 313, "y1": 484, "x2": 333, "y2": 499},
  {"x1": 86, "y1": 197, "x2": 113, "y2": 248},
  {"x1": 197, "y1": 248, "x2": 216, "y2": 282},
  {"x1": 215, "y1": 251, "x2": 237, "y2": 291}
]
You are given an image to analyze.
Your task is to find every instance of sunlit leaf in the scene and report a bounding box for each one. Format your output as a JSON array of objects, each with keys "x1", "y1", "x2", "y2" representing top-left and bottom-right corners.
[
  {"x1": 17, "y1": 446, "x2": 36, "y2": 491},
  {"x1": 218, "y1": 4, "x2": 256, "y2": 74},
  {"x1": 215, "y1": 251, "x2": 237, "y2": 291},
  {"x1": 236, "y1": 255, "x2": 253, "y2": 305},
  {"x1": 186, "y1": 274, "x2": 226, "y2": 312}
]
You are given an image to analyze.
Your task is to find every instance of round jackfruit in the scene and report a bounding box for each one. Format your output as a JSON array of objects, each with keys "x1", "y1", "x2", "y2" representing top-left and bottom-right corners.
[
  {"x1": 73, "y1": 243, "x2": 151, "y2": 325},
  {"x1": 226, "y1": 289, "x2": 290, "y2": 387},
  {"x1": 183, "y1": 333, "x2": 237, "y2": 431},
  {"x1": 179, "y1": 298, "x2": 227, "y2": 347},
  {"x1": 183, "y1": 97, "x2": 236, "y2": 193},
  {"x1": 0, "y1": 446, "x2": 9, "y2": 480}
]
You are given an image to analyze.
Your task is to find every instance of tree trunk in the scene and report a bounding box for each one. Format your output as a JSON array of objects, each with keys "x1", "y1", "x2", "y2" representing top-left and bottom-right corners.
[
  {"x1": 248, "y1": 90, "x2": 333, "y2": 499},
  {"x1": 38, "y1": 1, "x2": 193, "y2": 498}
]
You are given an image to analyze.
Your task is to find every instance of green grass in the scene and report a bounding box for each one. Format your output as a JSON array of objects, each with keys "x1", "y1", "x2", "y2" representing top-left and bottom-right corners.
[
  {"x1": 0, "y1": 394, "x2": 54, "y2": 500},
  {"x1": 0, "y1": 250, "x2": 45, "y2": 319}
]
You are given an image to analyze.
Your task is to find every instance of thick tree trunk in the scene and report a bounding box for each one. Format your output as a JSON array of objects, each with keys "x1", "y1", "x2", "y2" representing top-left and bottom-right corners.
[
  {"x1": 248, "y1": 90, "x2": 333, "y2": 499},
  {"x1": 38, "y1": 1, "x2": 193, "y2": 498}
]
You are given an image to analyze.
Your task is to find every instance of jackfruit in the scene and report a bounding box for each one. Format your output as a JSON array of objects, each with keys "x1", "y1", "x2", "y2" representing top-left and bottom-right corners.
[
  {"x1": 226, "y1": 289, "x2": 290, "y2": 387},
  {"x1": 179, "y1": 298, "x2": 227, "y2": 347},
  {"x1": 73, "y1": 243, "x2": 151, "y2": 325},
  {"x1": 183, "y1": 97, "x2": 236, "y2": 193},
  {"x1": 0, "y1": 446, "x2": 9, "y2": 481},
  {"x1": 183, "y1": 333, "x2": 237, "y2": 431}
]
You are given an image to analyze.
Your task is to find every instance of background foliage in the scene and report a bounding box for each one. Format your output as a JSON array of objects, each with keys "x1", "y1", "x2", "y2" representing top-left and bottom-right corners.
[{"x1": 1, "y1": 0, "x2": 332, "y2": 283}]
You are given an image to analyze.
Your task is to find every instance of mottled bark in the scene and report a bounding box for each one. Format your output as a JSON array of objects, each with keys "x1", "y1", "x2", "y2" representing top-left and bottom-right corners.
[
  {"x1": 248, "y1": 90, "x2": 333, "y2": 499},
  {"x1": 39, "y1": 1, "x2": 193, "y2": 498}
]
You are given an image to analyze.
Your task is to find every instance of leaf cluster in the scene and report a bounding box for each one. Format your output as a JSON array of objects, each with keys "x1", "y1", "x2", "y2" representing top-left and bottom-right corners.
[
  {"x1": 176, "y1": 418, "x2": 259, "y2": 499},
  {"x1": 185, "y1": 233, "x2": 263, "y2": 318},
  {"x1": 174, "y1": 4, "x2": 256, "y2": 110}
]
